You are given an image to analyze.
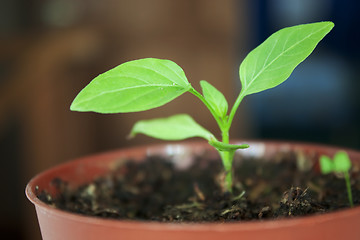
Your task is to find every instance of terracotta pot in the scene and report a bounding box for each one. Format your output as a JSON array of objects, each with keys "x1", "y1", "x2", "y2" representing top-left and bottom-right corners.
[{"x1": 26, "y1": 140, "x2": 360, "y2": 240}]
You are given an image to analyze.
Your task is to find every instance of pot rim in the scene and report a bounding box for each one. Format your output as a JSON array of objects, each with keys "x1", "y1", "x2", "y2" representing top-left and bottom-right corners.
[{"x1": 26, "y1": 139, "x2": 360, "y2": 232}]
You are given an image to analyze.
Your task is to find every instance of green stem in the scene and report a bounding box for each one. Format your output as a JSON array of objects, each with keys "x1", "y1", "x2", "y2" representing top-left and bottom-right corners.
[
  {"x1": 219, "y1": 89, "x2": 248, "y2": 192},
  {"x1": 219, "y1": 127, "x2": 234, "y2": 192},
  {"x1": 189, "y1": 86, "x2": 240, "y2": 192},
  {"x1": 344, "y1": 171, "x2": 354, "y2": 207},
  {"x1": 218, "y1": 91, "x2": 245, "y2": 192},
  {"x1": 219, "y1": 149, "x2": 235, "y2": 192},
  {"x1": 227, "y1": 90, "x2": 246, "y2": 131}
]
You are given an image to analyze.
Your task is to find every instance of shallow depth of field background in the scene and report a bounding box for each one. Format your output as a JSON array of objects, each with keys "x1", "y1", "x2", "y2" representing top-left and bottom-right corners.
[{"x1": 1, "y1": 0, "x2": 359, "y2": 239}]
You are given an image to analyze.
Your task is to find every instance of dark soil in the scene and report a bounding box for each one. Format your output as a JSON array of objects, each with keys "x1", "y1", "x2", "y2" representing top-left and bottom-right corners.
[{"x1": 37, "y1": 150, "x2": 360, "y2": 222}]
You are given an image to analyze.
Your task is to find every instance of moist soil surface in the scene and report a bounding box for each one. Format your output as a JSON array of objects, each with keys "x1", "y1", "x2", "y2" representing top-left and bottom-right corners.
[{"x1": 38, "y1": 150, "x2": 360, "y2": 222}]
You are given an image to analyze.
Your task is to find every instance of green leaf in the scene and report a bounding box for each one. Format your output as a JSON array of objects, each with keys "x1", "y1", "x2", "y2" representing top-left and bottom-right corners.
[
  {"x1": 130, "y1": 114, "x2": 214, "y2": 141},
  {"x1": 333, "y1": 151, "x2": 352, "y2": 173},
  {"x1": 200, "y1": 80, "x2": 228, "y2": 118},
  {"x1": 70, "y1": 58, "x2": 191, "y2": 113},
  {"x1": 239, "y1": 22, "x2": 334, "y2": 96},
  {"x1": 319, "y1": 155, "x2": 334, "y2": 174}
]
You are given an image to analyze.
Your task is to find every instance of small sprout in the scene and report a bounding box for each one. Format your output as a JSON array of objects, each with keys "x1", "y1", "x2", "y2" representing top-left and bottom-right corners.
[
  {"x1": 71, "y1": 22, "x2": 334, "y2": 192},
  {"x1": 320, "y1": 151, "x2": 354, "y2": 207}
]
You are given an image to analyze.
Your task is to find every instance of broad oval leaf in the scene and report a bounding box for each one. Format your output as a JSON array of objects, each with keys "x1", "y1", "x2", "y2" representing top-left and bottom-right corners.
[
  {"x1": 319, "y1": 155, "x2": 334, "y2": 174},
  {"x1": 130, "y1": 114, "x2": 213, "y2": 141},
  {"x1": 239, "y1": 22, "x2": 334, "y2": 96},
  {"x1": 70, "y1": 58, "x2": 191, "y2": 113},
  {"x1": 200, "y1": 80, "x2": 228, "y2": 118},
  {"x1": 333, "y1": 151, "x2": 352, "y2": 173}
]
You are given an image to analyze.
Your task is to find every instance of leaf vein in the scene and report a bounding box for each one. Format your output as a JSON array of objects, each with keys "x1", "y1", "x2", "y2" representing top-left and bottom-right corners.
[{"x1": 75, "y1": 84, "x2": 182, "y2": 106}]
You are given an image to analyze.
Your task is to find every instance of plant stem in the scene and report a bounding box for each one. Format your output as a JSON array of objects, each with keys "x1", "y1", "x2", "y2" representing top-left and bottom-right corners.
[
  {"x1": 219, "y1": 149, "x2": 235, "y2": 192},
  {"x1": 189, "y1": 87, "x2": 235, "y2": 192},
  {"x1": 218, "y1": 90, "x2": 247, "y2": 192},
  {"x1": 220, "y1": 128, "x2": 233, "y2": 192},
  {"x1": 344, "y1": 171, "x2": 354, "y2": 207},
  {"x1": 227, "y1": 90, "x2": 246, "y2": 131}
]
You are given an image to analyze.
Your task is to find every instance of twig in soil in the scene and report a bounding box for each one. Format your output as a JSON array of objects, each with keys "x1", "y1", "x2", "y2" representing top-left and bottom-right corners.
[
  {"x1": 174, "y1": 202, "x2": 205, "y2": 210},
  {"x1": 221, "y1": 205, "x2": 243, "y2": 216},
  {"x1": 193, "y1": 183, "x2": 205, "y2": 201},
  {"x1": 231, "y1": 190, "x2": 246, "y2": 201}
]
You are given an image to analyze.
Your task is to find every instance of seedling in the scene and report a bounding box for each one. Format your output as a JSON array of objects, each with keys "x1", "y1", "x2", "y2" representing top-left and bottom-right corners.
[
  {"x1": 71, "y1": 22, "x2": 334, "y2": 192},
  {"x1": 320, "y1": 151, "x2": 354, "y2": 207}
]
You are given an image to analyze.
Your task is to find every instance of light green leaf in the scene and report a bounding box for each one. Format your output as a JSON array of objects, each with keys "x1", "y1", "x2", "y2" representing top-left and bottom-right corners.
[
  {"x1": 319, "y1": 155, "x2": 334, "y2": 174},
  {"x1": 200, "y1": 80, "x2": 228, "y2": 118},
  {"x1": 333, "y1": 151, "x2": 352, "y2": 173},
  {"x1": 130, "y1": 114, "x2": 213, "y2": 141},
  {"x1": 70, "y1": 58, "x2": 191, "y2": 113},
  {"x1": 239, "y1": 22, "x2": 334, "y2": 96}
]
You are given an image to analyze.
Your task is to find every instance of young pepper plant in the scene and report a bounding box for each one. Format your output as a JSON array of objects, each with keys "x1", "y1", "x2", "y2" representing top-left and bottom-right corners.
[
  {"x1": 71, "y1": 22, "x2": 334, "y2": 192},
  {"x1": 320, "y1": 151, "x2": 354, "y2": 207}
]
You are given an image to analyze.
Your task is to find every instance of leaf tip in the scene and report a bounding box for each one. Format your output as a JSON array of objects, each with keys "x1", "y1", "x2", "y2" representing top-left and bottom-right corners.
[
  {"x1": 127, "y1": 128, "x2": 137, "y2": 139},
  {"x1": 127, "y1": 133, "x2": 135, "y2": 140},
  {"x1": 325, "y1": 21, "x2": 335, "y2": 28},
  {"x1": 69, "y1": 101, "x2": 79, "y2": 112},
  {"x1": 128, "y1": 123, "x2": 139, "y2": 139},
  {"x1": 322, "y1": 21, "x2": 335, "y2": 32},
  {"x1": 242, "y1": 144, "x2": 250, "y2": 149}
]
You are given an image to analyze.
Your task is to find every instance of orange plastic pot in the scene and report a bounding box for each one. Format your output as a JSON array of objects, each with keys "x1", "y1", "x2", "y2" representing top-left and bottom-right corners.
[{"x1": 26, "y1": 140, "x2": 360, "y2": 240}]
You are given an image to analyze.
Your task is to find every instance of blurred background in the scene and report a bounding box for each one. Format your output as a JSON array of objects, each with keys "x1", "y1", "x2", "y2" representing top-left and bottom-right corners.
[{"x1": 0, "y1": 0, "x2": 359, "y2": 239}]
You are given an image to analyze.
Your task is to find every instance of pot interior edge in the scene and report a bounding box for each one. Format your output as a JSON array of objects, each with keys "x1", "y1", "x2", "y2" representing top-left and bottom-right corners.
[{"x1": 26, "y1": 140, "x2": 360, "y2": 224}]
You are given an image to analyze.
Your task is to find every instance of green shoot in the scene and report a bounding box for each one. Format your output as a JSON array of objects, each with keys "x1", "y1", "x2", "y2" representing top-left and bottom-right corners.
[
  {"x1": 70, "y1": 22, "x2": 334, "y2": 192},
  {"x1": 320, "y1": 151, "x2": 354, "y2": 207}
]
